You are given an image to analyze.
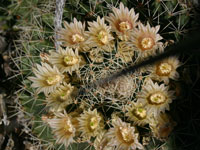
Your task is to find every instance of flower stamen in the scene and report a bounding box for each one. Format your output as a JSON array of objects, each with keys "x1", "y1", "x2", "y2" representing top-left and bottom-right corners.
[
  {"x1": 97, "y1": 30, "x2": 108, "y2": 44},
  {"x1": 140, "y1": 37, "x2": 154, "y2": 50},
  {"x1": 119, "y1": 21, "x2": 131, "y2": 32},
  {"x1": 72, "y1": 34, "x2": 85, "y2": 43},
  {"x1": 132, "y1": 107, "x2": 147, "y2": 120},
  {"x1": 89, "y1": 117, "x2": 99, "y2": 131},
  {"x1": 46, "y1": 75, "x2": 61, "y2": 85},
  {"x1": 64, "y1": 55, "x2": 79, "y2": 66},
  {"x1": 59, "y1": 90, "x2": 71, "y2": 101},
  {"x1": 156, "y1": 63, "x2": 172, "y2": 76},
  {"x1": 119, "y1": 127, "x2": 134, "y2": 143},
  {"x1": 148, "y1": 92, "x2": 166, "y2": 105}
]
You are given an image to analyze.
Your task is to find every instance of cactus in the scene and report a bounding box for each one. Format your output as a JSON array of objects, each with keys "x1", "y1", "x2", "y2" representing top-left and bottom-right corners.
[{"x1": 8, "y1": 0, "x2": 197, "y2": 150}]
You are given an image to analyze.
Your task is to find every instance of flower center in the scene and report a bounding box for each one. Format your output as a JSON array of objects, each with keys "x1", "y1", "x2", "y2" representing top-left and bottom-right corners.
[
  {"x1": 63, "y1": 119, "x2": 74, "y2": 136},
  {"x1": 132, "y1": 107, "x2": 147, "y2": 120},
  {"x1": 119, "y1": 127, "x2": 134, "y2": 143},
  {"x1": 63, "y1": 55, "x2": 79, "y2": 66},
  {"x1": 59, "y1": 90, "x2": 71, "y2": 101},
  {"x1": 148, "y1": 92, "x2": 166, "y2": 105},
  {"x1": 46, "y1": 75, "x2": 61, "y2": 85},
  {"x1": 97, "y1": 30, "x2": 108, "y2": 45},
  {"x1": 119, "y1": 21, "x2": 131, "y2": 32},
  {"x1": 89, "y1": 117, "x2": 99, "y2": 130},
  {"x1": 156, "y1": 62, "x2": 172, "y2": 76},
  {"x1": 72, "y1": 34, "x2": 85, "y2": 43},
  {"x1": 140, "y1": 37, "x2": 154, "y2": 50}
]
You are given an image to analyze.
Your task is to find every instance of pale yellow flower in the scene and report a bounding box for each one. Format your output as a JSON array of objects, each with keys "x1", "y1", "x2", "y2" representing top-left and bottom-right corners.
[
  {"x1": 58, "y1": 18, "x2": 88, "y2": 51},
  {"x1": 68, "y1": 110, "x2": 81, "y2": 135},
  {"x1": 78, "y1": 109, "x2": 104, "y2": 139},
  {"x1": 126, "y1": 102, "x2": 151, "y2": 126},
  {"x1": 129, "y1": 22, "x2": 163, "y2": 58},
  {"x1": 150, "y1": 113, "x2": 176, "y2": 140},
  {"x1": 48, "y1": 112, "x2": 75, "y2": 147},
  {"x1": 86, "y1": 16, "x2": 114, "y2": 52},
  {"x1": 106, "y1": 2, "x2": 139, "y2": 41},
  {"x1": 149, "y1": 56, "x2": 181, "y2": 84},
  {"x1": 28, "y1": 63, "x2": 63, "y2": 95},
  {"x1": 49, "y1": 47, "x2": 81, "y2": 75},
  {"x1": 107, "y1": 117, "x2": 143, "y2": 150},
  {"x1": 137, "y1": 79, "x2": 175, "y2": 117},
  {"x1": 46, "y1": 83, "x2": 75, "y2": 111}
]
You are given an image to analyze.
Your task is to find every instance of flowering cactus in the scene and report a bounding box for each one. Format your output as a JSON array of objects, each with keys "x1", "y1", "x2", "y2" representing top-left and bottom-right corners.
[{"x1": 12, "y1": 0, "x2": 195, "y2": 149}]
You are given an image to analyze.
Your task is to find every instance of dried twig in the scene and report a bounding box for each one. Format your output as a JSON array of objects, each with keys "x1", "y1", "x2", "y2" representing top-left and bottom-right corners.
[
  {"x1": 0, "y1": 93, "x2": 10, "y2": 125},
  {"x1": 54, "y1": 0, "x2": 66, "y2": 51}
]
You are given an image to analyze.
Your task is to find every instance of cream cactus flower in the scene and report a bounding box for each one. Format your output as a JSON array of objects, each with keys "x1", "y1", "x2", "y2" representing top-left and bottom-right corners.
[
  {"x1": 46, "y1": 83, "x2": 75, "y2": 110},
  {"x1": 150, "y1": 56, "x2": 181, "y2": 84},
  {"x1": 48, "y1": 112, "x2": 76, "y2": 147},
  {"x1": 126, "y1": 102, "x2": 151, "y2": 126},
  {"x1": 58, "y1": 18, "x2": 88, "y2": 51},
  {"x1": 106, "y1": 2, "x2": 139, "y2": 41},
  {"x1": 150, "y1": 113, "x2": 176, "y2": 140},
  {"x1": 129, "y1": 22, "x2": 163, "y2": 58},
  {"x1": 137, "y1": 79, "x2": 175, "y2": 117},
  {"x1": 49, "y1": 47, "x2": 81, "y2": 75},
  {"x1": 28, "y1": 63, "x2": 63, "y2": 95},
  {"x1": 78, "y1": 109, "x2": 104, "y2": 139},
  {"x1": 107, "y1": 117, "x2": 143, "y2": 150},
  {"x1": 86, "y1": 16, "x2": 114, "y2": 52}
]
